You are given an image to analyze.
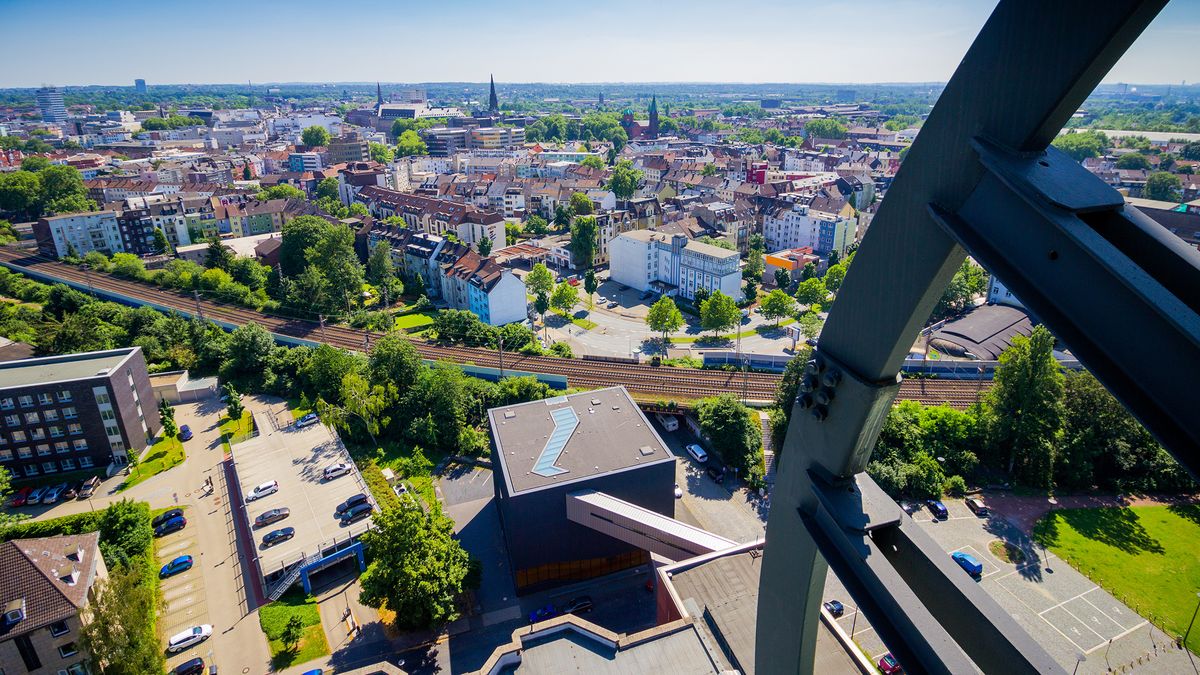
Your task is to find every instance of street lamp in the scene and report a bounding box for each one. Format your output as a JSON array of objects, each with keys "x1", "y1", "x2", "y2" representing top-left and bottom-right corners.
[
  {"x1": 1072, "y1": 651, "x2": 1086, "y2": 675},
  {"x1": 1184, "y1": 591, "x2": 1200, "y2": 648}
]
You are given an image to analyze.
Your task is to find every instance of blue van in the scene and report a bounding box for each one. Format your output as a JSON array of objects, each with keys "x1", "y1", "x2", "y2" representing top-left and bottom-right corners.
[{"x1": 952, "y1": 551, "x2": 983, "y2": 577}]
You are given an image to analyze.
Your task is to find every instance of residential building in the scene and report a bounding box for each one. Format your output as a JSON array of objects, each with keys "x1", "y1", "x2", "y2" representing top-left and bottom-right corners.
[
  {"x1": 33, "y1": 211, "x2": 123, "y2": 258},
  {"x1": 0, "y1": 347, "x2": 159, "y2": 477},
  {"x1": 763, "y1": 193, "x2": 855, "y2": 256},
  {"x1": 987, "y1": 274, "x2": 1025, "y2": 310},
  {"x1": 288, "y1": 152, "x2": 323, "y2": 172},
  {"x1": 469, "y1": 126, "x2": 525, "y2": 150},
  {"x1": 437, "y1": 251, "x2": 527, "y2": 325},
  {"x1": 0, "y1": 532, "x2": 107, "y2": 675},
  {"x1": 354, "y1": 186, "x2": 504, "y2": 254},
  {"x1": 328, "y1": 132, "x2": 370, "y2": 164},
  {"x1": 609, "y1": 229, "x2": 742, "y2": 301},
  {"x1": 36, "y1": 87, "x2": 67, "y2": 124}
]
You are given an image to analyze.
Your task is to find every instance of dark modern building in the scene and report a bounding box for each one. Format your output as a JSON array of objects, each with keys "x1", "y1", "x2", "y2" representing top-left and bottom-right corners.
[
  {"x1": 488, "y1": 386, "x2": 675, "y2": 594},
  {"x1": 0, "y1": 348, "x2": 159, "y2": 480}
]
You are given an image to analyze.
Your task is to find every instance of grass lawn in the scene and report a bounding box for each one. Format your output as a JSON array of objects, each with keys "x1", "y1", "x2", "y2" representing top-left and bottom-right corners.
[
  {"x1": 552, "y1": 309, "x2": 597, "y2": 331},
  {"x1": 346, "y1": 438, "x2": 440, "y2": 509},
  {"x1": 1034, "y1": 504, "x2": 1200, "y2": 653},
  {"x1": 668, "y1": 317, "x2": 796, "y2": 344},
  {"x1": 393, "y1": 311, "x2": 435, "y2": 330},
  {"x1": 119, "y1": 436, "x2": 185, "y2": 491},
  {"x1": 219, "y1": 411, "x2": 255, "y2": 450},
  {"x1": 286, "y1": 398, "x2": 313, "y2": 421},
  {"x1": 258, "y1": 588, "x2": 330, "y2": 670}
]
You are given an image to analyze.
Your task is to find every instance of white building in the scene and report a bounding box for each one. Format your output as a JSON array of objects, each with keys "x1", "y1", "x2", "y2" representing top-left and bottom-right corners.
[
  {"x1": 609, "y1": 230, "x2": 742, "y2": 302},
  {"x1": 762, "y1": 199, "x2": 853, "y2": 256},
  {"x1": 987, "y1": 274, "x2": 1024, "y2": 309},
  {"x1": 36, "y1": 87, "x2": 67, "y2": 124},
  {"x1": 34, "y1": 211, "x2": 123, "y2": 258}
]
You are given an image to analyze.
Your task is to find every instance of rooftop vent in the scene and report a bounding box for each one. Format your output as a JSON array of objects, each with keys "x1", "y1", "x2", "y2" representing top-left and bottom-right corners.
[
  {"x1": 503, "y1": 411, "x2": 516, "y2": 420},
  {"x1": 4, "y1": 598, "x2": 25, "y2": 624},
  {"x1": 639, "y1": 446, "x2": 655, "y2": 456},
  {"x1": 591, "y1": 398, "x2": 602, "y2": 406}
]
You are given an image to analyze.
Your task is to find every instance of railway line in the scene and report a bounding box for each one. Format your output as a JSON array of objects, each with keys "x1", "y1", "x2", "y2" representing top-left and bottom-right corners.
[{"x1": 0, "y1": 248, "x2": 991, "y2": 407}]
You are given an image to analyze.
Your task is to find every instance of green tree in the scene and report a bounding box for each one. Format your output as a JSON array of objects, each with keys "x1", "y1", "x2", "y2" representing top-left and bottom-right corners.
[
  {"x1": 569, "y1": 192, "x2": 593, "y2": 216},
  {"x1": 1143, "y1": 171, "x2": 1182, "y2": 201},
  {"x1": 794, "y1": 277, "x2": 829, "y2": 307},
  {"x1": 534, "y1": 291, "x2": 550, "y2": 325},
  {"x1": 110, "y1": 253, "x2": 146, "y2": 279},
  {"x1": 21, "y1": 155, "x2": 51, "y2": 172},
  {"x1": 569, "y1": 216, "x2": 599, "y2": 269},
  {"x1": 366, "y1": 241, "x2": 401, "y2": 302},
  {"x1": 797, "y1": 311, "x2": 824, "y2": 341},
  {"x1": 553, "y1": 203, "x2": 572, "y2": 229},
  {"x1": 583, "y1": 268, "x2": 598, "y2": 308},
  {"x1": 0, "y1": 170, "x2": 42, "y2": 219},
  {"x1": 823, "y1": 263, "x2": 847, "y2": 294},
  {"x1": 256, "y1": 184, "x2": 306, "y2": 201},
  {"x1": 317, "y1": 372, "x2": 392, "y2": 449},
  {"x1": 986, "y1": 325, "x2": 1063, "y2": 487},
  {"x1": 759, "y1": 289, "x2": 797, "y2": 326},
  {"x1": 301, "y1": 125, "x2": 331, "y2": 147},
  {"x1": 39, "y1": 165, "x2": 94, "y2": 215},
  {"x1": 932, "y1": 259, "x2": 987, "y2": 319},
  {"x1": 307, "y1": 224, "x2": 365, "y2": 314},
  {"x1": 395, "y1": 130, "x2": 428, "y2": 157},
  {"x1": 477, "y1": 235, "x2": 493, "y2": 257},
  {"x1": 315, "y1": 177, "x2": 340, "y2": 202},
  {"x1": 693, "y1": 286, "x2": 711, "y2": 307},
  {"x1": 358, "y1": 506, "x2": 471, "y2": 629},
  {"x1": 579, "y1": 156, "x2": 605, "y2": 170},
  {"x1": 1115, "y1": 153, "x2": 1149, "y2": 169},
  {"x1": 80, "y1": 566, "x2": 165, "y2": 675},
  {"x1": 228, "y1": 257, "x2": 268, "y2": 291},
  {"x1": 158, "y1": 399, "x2": 177, "y2": 438},
  {"x1": 905, "y1": 452, "x2": 947, "y2": 500},
  {"x1": 525, "y1": 263, "x2": 554, "y2": 298},
  {"x1": 701, "y1": 163, "x2": 719, "y2": 177},
  {"x1": 700, "y1": 291, "x2": 739, "y2": 336},
  {"x1": 525, "y1": 214, "x2": 550, "y2": 235},
  {"x1": 301, "y1": 343, "x2": 364, "y2": 403},
  {"x1": 223, "y1": 382, "x2": 245, "y2": 422},
  {"x1": 97, "y1": 499, "x2": 154, "y2": 568},
  {"x1": 150, "y1": 228, "x2": 171, "y2": 255},
  {"x1": 1051, "y1": 129, "x2": 1107, "y2": 161},
  {"x1": 369, "y1": 142, "x2": 395, "y2": 164},
  {"x1": 204, "y1": 236, "x2": 233, "y2": 270},
  {"x1": 696, "y1": 394, "x2": 764, "y2": 481},
  {"x1": 804, "y1": 118, "x2": 848, "y2": 139},
  {"x1": 608, "y1": 160, "x2": 643, "y2": 200},
  {"x1": 645, "y1": 295, "x2": 684, "y2": 342},
  {"x1": 281, "y1": 615, "x2": 304, "y2": 653},
  {"x1": 800, "y1": 262, "x2": 817, "y2": 281},
  {"x1": 773, "y1": 268, "x2": 792, "y2": 291},
  {"x1": 367, "y1": 333, "x2": 423, "y2": 393},
  {"x1": 550, "y1": 281, "x2": 579, "y2": 315}
]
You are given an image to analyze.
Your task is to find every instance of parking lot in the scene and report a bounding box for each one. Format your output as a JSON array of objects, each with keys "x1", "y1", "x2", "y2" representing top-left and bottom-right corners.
[
  {"x1": 154, "y1": 506, "x2": 216, "y2": 671},
  {"x1": 229, "y1": 411, "x2": 374, "y2": 582},
  {"x1": 825, "y1": 498, "x2": 1192, "y2": 673}
]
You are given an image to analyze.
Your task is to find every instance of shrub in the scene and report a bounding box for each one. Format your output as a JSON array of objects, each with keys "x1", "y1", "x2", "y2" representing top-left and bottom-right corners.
[
  {"x1": 549, "y1": 342, "x2": 573, "y2": 358},
  {"x1": 943, "y1": 474, "x2": 968, "y2": 496}
]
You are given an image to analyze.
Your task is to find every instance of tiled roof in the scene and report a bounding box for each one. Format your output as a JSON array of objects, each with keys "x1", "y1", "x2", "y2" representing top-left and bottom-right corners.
[{"x1": 0, "y1": 532, "x2": 102, "y2": 640}]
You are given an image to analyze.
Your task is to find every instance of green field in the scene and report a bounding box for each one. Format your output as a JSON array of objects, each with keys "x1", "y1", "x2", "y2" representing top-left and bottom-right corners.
[
  {"x1": 120, "y1": 436, "x2": 185, "y2": 491},
  {"x1": 393, "y1": 311, "x2": 435, "y2": 330},
  {"x1": 258, "y1": 588, "x2": 330, "y2": 670},
  {"x1": 219, "y1": 410, "x2": 255, "y2": 450},
  {"x1": 1034, "y1": 504, "x2": 1200, "y2": 653}
]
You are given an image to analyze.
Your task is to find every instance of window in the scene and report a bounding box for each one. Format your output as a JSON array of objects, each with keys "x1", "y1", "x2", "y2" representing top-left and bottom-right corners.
[
  {"x1": 48, "y1": 621, "x2": 69, "y2": 637},
  {"x1": 0, "y1": 450, "x2": 10, "y2": 462},
  {"x1": 59, "y1": 458, "x2": 75, "y2": 471},
  {"x1": 99, "y1": 409, "x2": 115, "y2": 422},
  {"x1": 17, "y1": 447, "x2": 31, "y2": 459},
  {"x1": 65, "y1": 663, "x2": 88, "y2": 675},
  {"x1": 36, "y1": 444, "x2": 50, "y2": 456},
  {"x1": 24, "y1": 412, "x2": 38, "y2": 425},
  {"x1": 54, "y1": 442, "x2": 68, "y2": 454},
  {"x1": 0, "y1": 398, "x2": 13, "y2": 410},
  {"x1": 94, "y1": 392, "x2": 110, "y2": 405},
  {"x1": 23, "y1": 464, "x2": 37, "y2": 476},
  {"x1": 68, "y1": 424, "x2": 82, "y2": 435},
  {"x1": 79, "y1": 457, "x2": 93, "y2": 468},
  {"x1": 17, "y1": 396, "x2": 33, "y2": 408},
  {"x1": 42, "y1": 462, "x2": 56, "y2": 473},
  {"x1": 49, "y1": 426, "x2": 62, "y2": 438},
  {"x1": 43, "y1": 410, "x2": 58, "y2": 422},
  {"x1": 30, "y1": 429, "x2": 45, "y2": 441},
  {"x1": 4, "y1": 415, "x2": 18, "y2": 427},
  {"x1": 72, "y1": 439, "x2": 88, "y2": 452},
  {"x1": 57, "y1": 642, "x2": 77, "y2": 658},
  {"x1": 37, "y1": 393, "x2": 52, "y2": 406},
  {"x1": 62, "y1": 407, "x2": 77, "y2": 419},
  {"x1": 11, "y1": 430, "x2": 24, "y2": 442},
  {"x1": 57, "y1": 391, "x2": 71, "y2": 403},
  {"x1": 13, "y1": 634, "x2": 40, "y2": 670}
]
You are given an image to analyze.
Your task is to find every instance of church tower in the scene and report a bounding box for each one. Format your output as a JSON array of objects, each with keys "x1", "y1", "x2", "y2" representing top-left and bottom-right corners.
[
  {"x1": 649, "y1": 95, "x2": 660, "y2": 139},
  {"x1": 376, "y1": 82, "x2": 383, "y2": 107},
  {"x1": 488, "y1": 75, "x2": 499, "y2": 116}
]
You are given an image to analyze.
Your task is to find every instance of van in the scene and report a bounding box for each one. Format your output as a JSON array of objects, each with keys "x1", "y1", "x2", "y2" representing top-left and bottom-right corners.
[
  {"x1": 686, "y1": 444, "x2": 708, "y2": 463},
  {"x1": 654, "y1": 413, "x2": 678, "y2": 432},
  {"x1": 78, "y1": 476, "x2": 101, "y2": 499}
]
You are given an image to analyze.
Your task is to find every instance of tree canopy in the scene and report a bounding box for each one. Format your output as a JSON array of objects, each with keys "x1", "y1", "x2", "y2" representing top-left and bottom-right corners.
[
  {"x1": 700, "y1": 291, "x2": 739, "y2": 335},
  {"x1": 645, "y1": 295, "x2": 684, "y2": 342},
  {"x1": 301, "y1": 125, "x2": 331, "y2": 147}
]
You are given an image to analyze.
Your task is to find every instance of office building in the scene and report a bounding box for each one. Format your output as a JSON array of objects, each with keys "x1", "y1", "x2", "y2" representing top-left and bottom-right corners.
[
  {"x1": 0, "y1": 348, "x2": 160, "y2": 478},
  {"x1": 609, "y1": 230, "x2": 743, "y2": 302},
  {"x1": 0, "y1": 532, "x2": 107, "y2": 675},
  {"x1": 134, "y1": 79, "x2": 147, "y2": 93},
  {"x1": 327, "y1": 132, "x2": 370, "y2": 164},
  {"x1": 36, "y1": 87, "x2": 67, "y2": 124}
]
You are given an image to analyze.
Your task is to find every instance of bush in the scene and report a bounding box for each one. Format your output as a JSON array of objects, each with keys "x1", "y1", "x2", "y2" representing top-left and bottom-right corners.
[
  {"x1": 361, "y1": 459, "x2": 402, "y2": 511},
  {"x1": 0, "y1": 510, "x2": 104, "y2": 542},
  {"x1": 943, "y1": 475, "x2": 968, "y2": 497},
  {"x1": 549, "y1": 342, "x2": 573, "y2": 358}
]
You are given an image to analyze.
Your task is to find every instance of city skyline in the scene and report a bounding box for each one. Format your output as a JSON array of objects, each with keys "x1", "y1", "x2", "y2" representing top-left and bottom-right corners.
[{"x1": 2, "y1": 0, "x2": 1198, "y2": 88}]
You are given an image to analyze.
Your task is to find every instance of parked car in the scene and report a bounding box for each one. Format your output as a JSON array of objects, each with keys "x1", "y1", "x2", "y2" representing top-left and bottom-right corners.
[
  {"x1": 155, "y1": 516, "x2": 187, "y2": 537},
  {"x1": 262, "y1": 527, "x2": 295, "y2": 547},
  {"x1": 607, "y1": 301, "x2": 619, "y2": 309},
  {"x1": 878, "y1": 652, "x2": 903, "y2": 674},
  {"x1": 925, "y1": 500, "x2": 949, "y2": 520},
  {"x1": 295, "y1": 413, "x2": 320, "y2": 428},
  {"x1": 160, "y1": 554, "x2": 194, "y2": 579},
  {"x1": 566, "y1": 277, "x2": 580, "y2": 286},
  {"x1": 153, "y1": 508, "x2": 185, "y2": 527},
  {"x1": 323, "y1": 463, "x2": 352, "y2": 481},
  {"x1": 823, "y1": 600, "x2": 845, "y2": 617},
  {"x1": 172, "y1": 657, "x2": 205, "y2": 675},
  {"x1": 706, "y1": 465, "x2": 724, "y2": 481},
  {"x1": 255, "y1": 507, "x2": 291, "y2": 528},
  {"x1": 340, "y1": 502, "x2": 374, "y2": 525},
  {"x1": 529, "y1": 605, "x2": 557, "y2": 623},
  {"x1": 179, "y1": 424, "x2": 193, "y2": 441},
  {"x1": 61, "y1": 481, "x2": 80, "y2": 500},
  {"x1": 26, "y1": 486, "x2": 47, "y2": 505},
  {"x1": 77, "y1": 476, "x2": 101, "y2": 499},
  {"x1": 335, "y1": 493, "x2": 370, "y2": 515},
  {"x1": 686, "y1": 444, "x2": 708, "y2": 463},
  {"x1": 952, "y1": 551, "x2": 983, "y2": 577},
  {"x1": 562, "y1": 596, "x2": 593, "y2": 615},
  {"x1": 965, "y1": 497, "x2": 989, "y2": 516},
  {"x1": 9, "y1": 487, "x2": 32, "y2": 507},
  {"x1": 674, "y1": 484, "x2": 683, "y2": 499},
  {"x1": 41, "y1": 483, "x2": 68, "y2": 504},
  {"x1": 246, "y1": 480, "x2": 279, "y2": 501},
  {"x1": 166, "y1": 624, "x2": 212, "y2": 653}
]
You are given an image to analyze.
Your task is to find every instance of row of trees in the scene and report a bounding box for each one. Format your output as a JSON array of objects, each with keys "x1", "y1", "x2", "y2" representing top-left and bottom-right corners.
[{"x1": 0, "y1": 160, "x2": 96, "y2": 220}]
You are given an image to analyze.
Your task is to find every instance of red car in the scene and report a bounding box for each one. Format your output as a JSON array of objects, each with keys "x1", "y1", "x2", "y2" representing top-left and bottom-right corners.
[
  {"x1": 9, "y1": 487, "x2": 32, "y2": 507},
  {"x1": 878, "y1": 653, "x2": 903, "y2": 674}
]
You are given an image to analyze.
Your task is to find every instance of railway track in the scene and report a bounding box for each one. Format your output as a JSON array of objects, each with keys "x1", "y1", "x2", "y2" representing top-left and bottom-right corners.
[{"x1": 0, "y1": 248, "x2": 991, "y2": 407}]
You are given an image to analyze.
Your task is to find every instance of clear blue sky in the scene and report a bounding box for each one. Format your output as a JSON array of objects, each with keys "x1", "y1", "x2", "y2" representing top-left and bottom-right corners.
[{"x1": 1, "y1": 0, "x2": 1196, "y2": 87}]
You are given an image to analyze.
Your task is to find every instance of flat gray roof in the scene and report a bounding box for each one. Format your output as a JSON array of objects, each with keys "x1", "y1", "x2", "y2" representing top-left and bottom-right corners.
[
  {"x1": 516, "y1": 624, "x2": 720, "y2": 674},
  {"x1": 488, "y1": 386, "x2": 673, "y2": 496},
  {"x1": 0, "y1": 348, "x2": 134, "y2": 390}
]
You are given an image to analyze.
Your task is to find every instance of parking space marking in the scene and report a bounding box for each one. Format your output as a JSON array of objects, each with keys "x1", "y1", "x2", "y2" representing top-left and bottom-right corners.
[
  {"x1": 1037, "y1": 586, "x2": 1100, "y2": 618},
  {"x1": 1080, "y1": 591, "x2": 1142, "y2": 632}
]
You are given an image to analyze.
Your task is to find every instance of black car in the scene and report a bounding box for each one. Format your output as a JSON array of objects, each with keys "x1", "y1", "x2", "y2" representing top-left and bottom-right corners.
[
  {"x1": 335, "y1": 493, "x2": 369, "y2": 515},
  {"x1": 706, "y1": 466, "x2": 724, "y2": 481},
  {"x1": 254, "y1": 507, "x2": 291, "y2": 528},
  {"x1": 340, "y1": 502, "x2": 373, "y2": 525},
  {"x1": 172, "y1": 657, "x2": 205, "y2": 675},
  {"x1": 262, "y1": 527, "x2": 295, "y2": 547},
  {"x1": 823, "y1": 600, "x2": 845, "y2": 617},
  {"x1": 562, "y1": 596, "x2": 594, "y2": 614},
  {"x1": 152, "y1": 508, "x2": 185, "y2": 527}
]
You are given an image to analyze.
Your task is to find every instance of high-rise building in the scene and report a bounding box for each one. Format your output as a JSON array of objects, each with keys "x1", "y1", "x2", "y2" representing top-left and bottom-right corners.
[
  {"x1": 134, "y1": 78, "x2": 147, "y2": 93},
  {"x1": 35, "y1": 86, "x2": 67, "y2": 124}
]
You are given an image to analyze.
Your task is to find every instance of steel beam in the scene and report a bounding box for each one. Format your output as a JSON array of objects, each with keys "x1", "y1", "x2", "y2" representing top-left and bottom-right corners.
[{"x1": 756, "y1": 1, "x2": 1168, "y2": 673}]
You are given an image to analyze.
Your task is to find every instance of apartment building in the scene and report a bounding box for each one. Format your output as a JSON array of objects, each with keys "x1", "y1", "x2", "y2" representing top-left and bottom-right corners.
[
  {"x1": 609, "y1": 229, "x2": 742, "y2": 302},
  {"x1": 328, "y1": 132, "x2": 370, "y2": 164},
  {"x1": 0, "y1": 532, "x2": 107, "y2": 675},
  {"x1": 763, "y1": 193, "x2": 855, "y2": 256},
  {"x1": 355, "y1": 186, "x2": 504, "y2": 254},
  {"x1": 33, "y1": 211, "x2": 123, "y2": 258}
]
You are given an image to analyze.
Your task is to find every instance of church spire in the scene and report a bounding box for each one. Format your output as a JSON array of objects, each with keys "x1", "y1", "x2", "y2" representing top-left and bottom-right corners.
[
  {"x1": 376, "y1": 82, "x2": 383, "y2": 106},
  {"x1": 649, "y1": 95, "x2": 660, "y2": 139},
  {"x1": 488, "y1": 74, "x2": 499, "y2": 115}
]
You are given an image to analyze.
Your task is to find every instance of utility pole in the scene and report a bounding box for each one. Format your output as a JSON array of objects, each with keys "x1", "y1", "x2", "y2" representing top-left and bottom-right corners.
[
  {"x1": 83, "y1": 265, "x2": 96, "y2": 297},
  {"x1": 497, "y1": 336, "x2": 505, "y2": 380},
  {"x1": 319, "y1": 314, "x2": 327, "y2": 342},
  {"x1": 363, "y1": 333, "x2": 369, "y2": 352},
  {"x1": 192, "y1": 290, "x2": 204, "y2": 321}
]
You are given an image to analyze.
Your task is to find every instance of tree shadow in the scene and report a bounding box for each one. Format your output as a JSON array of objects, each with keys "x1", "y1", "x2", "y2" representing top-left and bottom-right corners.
[
  {"x1": 1042, "y1": 507, "x2": 1164, "y2": 555},
  {"x1": 1167, "y1": 503, "x2": 1200, "y2": 529},
  {"x1": 985, "y1": 515, "x2": 1043, "y2": 582}
]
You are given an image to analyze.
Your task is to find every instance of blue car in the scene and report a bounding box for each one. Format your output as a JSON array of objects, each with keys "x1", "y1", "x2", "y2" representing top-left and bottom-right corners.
[
  {"x1": 154, "y1": 515, "x2": 186, "y2": 537},
  {"x1": 529, "y1": 605, "x2": 557, "y2": 623},
  {"x1": 160, "y1": 554, "x2": 194, "y2": 578},
  {"x1": 926, "y1": 499, "x2": 949, "y2": 520},
  {"x1": 179, "y1": 425, "x2": 193, "y2": 441},
  {"x1": 952, "y1": 551, "x2": 983, "y2": 577}
]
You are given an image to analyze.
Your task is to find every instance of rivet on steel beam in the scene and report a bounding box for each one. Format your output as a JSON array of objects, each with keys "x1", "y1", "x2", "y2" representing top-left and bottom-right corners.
[
  {"x1": 811, "y1": 404, "x2": 828, "y2": 421},
  {"x1": 816, "y1": 389, "x2": 835, "y2": 406},
  {"x1": 821, "y1": 369, "x2": 842, "y2": 388},
  {"x1": 796, "y1": 393, "x2": 814, "y2": 409},
  {"x1": 799, "y1": 375, "x2": 817, "y2": 393}
]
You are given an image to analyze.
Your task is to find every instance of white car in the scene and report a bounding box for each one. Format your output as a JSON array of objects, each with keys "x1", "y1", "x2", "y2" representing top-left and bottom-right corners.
[
  {"x1": 686, "y1": 444, "x2": 708, "y2": 463},
  {"x1": 167, "y1": 624, "x2": 212, "y2": 653},
  {"x1": 246, "y1": 480, "x2": 279, "y2": 501},
  {"x1": 323, "y1": 463, "x2": 352, "y2": 481}
]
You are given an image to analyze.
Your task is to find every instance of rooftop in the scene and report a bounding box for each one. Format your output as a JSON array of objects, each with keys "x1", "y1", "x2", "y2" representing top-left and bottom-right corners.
[
  {"x1": 0, "y1": 348, "x2": 136, "y2": 390},
  {"x1": 509, "y1": 621, "x2": 721, "y2": 674},
  {"x1": 488, "y1": 386, "x2": 673, "y2": 496},
  {"x1": 0, "y1": 532, "x2": 103, "y2": 639}
]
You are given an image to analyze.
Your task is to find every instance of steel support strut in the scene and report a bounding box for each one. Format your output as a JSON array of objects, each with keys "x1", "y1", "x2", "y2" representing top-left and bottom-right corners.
[{"x1": 756, "y1": 1, "x2": 1170, "y2": 673}]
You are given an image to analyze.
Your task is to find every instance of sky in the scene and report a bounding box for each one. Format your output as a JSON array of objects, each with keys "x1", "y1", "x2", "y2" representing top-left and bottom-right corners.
[{"x1": 1, "y1": 0, "x2": 1197, "y2": 88}]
